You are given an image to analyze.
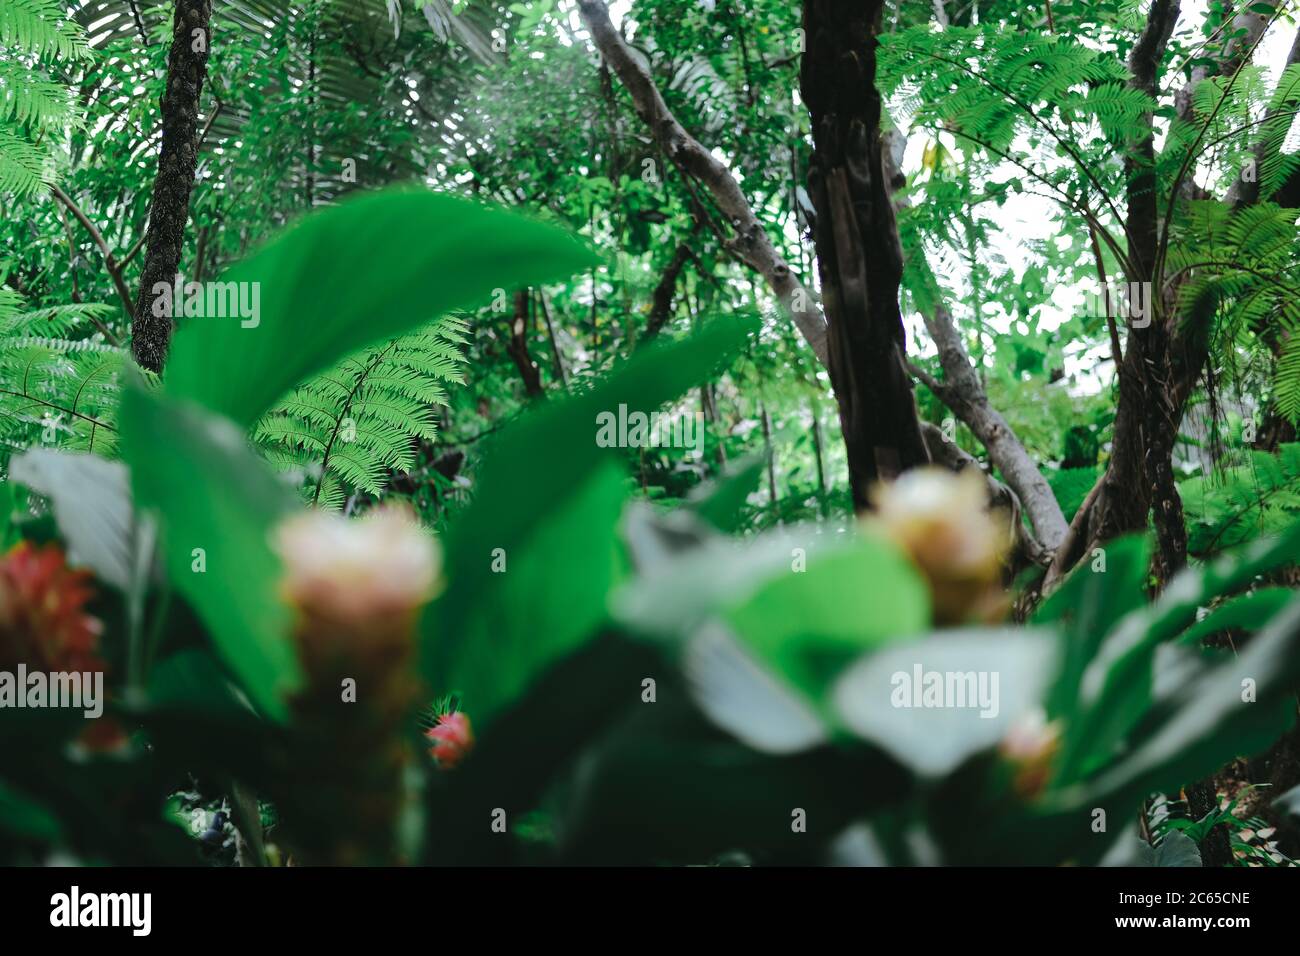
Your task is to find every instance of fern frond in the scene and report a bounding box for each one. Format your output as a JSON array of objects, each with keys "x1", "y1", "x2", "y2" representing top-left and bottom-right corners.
[
  {"x1": 0, "y1": 122, "x2": 52, "y2": 195},
  {"x1": 0, "y1": 290, "x2": 127, "y2": 465},
  {"x1": 0, "y1": 0, "x2": 93, "y2": 61},
  {"x1": 1258, "y1": 63, "x2": 1300, "y2": 200},
  {"x1": 0, "y1": 58, "x2": 81, "y2": 133},
  {"x1": 0, "y1": 0, "x2": 93, "y2": 197},
  {"x1": 255, "y1": 316, "x2": 468, "y2": 509},
  {"x1": 1182, "y1": 443, "x2": 1300, "y2": 555}
]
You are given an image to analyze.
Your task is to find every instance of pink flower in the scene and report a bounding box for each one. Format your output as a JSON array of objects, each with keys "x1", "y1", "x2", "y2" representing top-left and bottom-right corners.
[{"x1": 426, "y1": 712, "x2": 474, "y2": 769}]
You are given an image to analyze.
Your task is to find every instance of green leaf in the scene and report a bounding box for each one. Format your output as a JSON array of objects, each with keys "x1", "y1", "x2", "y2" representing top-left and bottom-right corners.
[
  {"x1": 1178, "y1": 588, "x2": 1295, "y2": 645},
  {"x1": 163, "y1": 189, "x2": 596, "y2": 427},
  {"x1": 685, "y1": 451, "x2": 765, "y2": 533},
  {"x1": 1039, "y1": 535, "x2": 1149, "y2": 723},
  {"x1": 10, "y1": 449, "x2": 134, "y2": 589},
  {"x1": 832, "y1": 627, "x2": 1061, "y2": 778},
  {"x1": 429, "y1": 460, "x2": 627, "y2": 727},
  {"x1": 120, "y1": 388, "x2": 302, "y2": 721},
  {"x1": 1056, "y1": 519, "x2": 1300, "y2": 784},
  {"x1": 424, "y1": 315, "x2": 757, "y2": 729},
  {"x1": 0, "y1": 478, "x2": 20, "y2": 550},
  {"x1": 723, "y1": 535, "x2": 930, "y2": 701},
  {"x1": 1057, "y1": 594, "x2": 1300, "y2": 827}
]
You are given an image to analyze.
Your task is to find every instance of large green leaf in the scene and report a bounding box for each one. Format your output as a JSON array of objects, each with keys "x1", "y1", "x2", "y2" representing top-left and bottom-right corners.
[
  {"x1": 1054, "y1": 593, "x2": 1300, "y2": 831},
  {"x1": 1056, "y1": 519, "x2": 1300, "y2": 783},
  {"x1": 1038, "y1": 534, "x2": 1150, "y2": 721},
  {"x1": 616, "y1": 526, "x2": 929, "y2": 700},
  {"x1": 428, "y1": 461, "x2": 628, "y2": 727},
  {"x1": 163, "y1": 189, "x2": 596, "y2": 427},
  {"x1": 423, "y1": 315, "x2": 757, "y2": 730},
  {"x1": 833, "y1": 628, "x2": 1061, "y2": 778},
  {"x1": 120, "y1": 388, "x2": 302, "y2": 721},
  {"x1": 1177, "y1": 587, "x2": 1295, "y2": 645},
  {"x1": 725, "y1": 536, "x2": 930, "y2": 700}
]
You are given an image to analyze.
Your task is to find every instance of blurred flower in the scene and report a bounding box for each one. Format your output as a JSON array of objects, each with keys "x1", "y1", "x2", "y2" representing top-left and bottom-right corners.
[
  {"x1": 270, "y1": 505, "x2": 440, "y2": 866},
  {"x1": 274, "y1": 504, "x2": 441, "y2": 627},
  {"x1": 0, "y1": 542, "x2": 126, "y2": 752},
  {"x1": 999, "y1": 708, "x2": 1061, "y2": 800},
  {"x1": 426, "y1": 711, "x2": 474, "y2": 769},
  {"x1": 0, "y1": 541, "x2": 103, "y2": 673},
  {"x1": 867, "y1": 467, "x2": 1013, "y2": 625}
]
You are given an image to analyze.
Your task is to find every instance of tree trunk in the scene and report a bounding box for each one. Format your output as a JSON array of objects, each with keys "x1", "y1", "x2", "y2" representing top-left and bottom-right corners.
[
  {"x1": 535, "y1": 289, "x2": 568, "y2": 388},
  {"x1": 800, "y1": 1, "x2": 930, "y2": 509},
  {"x1": 506, "y1": 289, "x2": 544, "y2": 398},
  {"x1": 643, "y1": 242, "x2": 691, "y2": 341},
  {"x1": 131, "y1": 0, "x2": 213, "y2": 374}
]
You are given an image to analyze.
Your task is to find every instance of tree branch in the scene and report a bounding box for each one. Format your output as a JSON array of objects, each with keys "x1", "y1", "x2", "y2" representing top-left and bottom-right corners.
[
  {"x1": 49, "y1": 182, "x2": 134, "y2": 323},
  {"x1": 642, "y1": 241, "x2": 691, "y2": 342},
  {"x1": 884, "y1": 132, "x2": 1068, "y2": 551},
  {"x1": 576, "y1": 0, "x2": 828, "y2": 366}
]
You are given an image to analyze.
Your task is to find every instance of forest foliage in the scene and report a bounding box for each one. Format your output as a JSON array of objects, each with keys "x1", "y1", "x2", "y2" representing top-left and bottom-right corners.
[{"x1": 2, "y1": 0, "x2": 1300, "y2": 868}]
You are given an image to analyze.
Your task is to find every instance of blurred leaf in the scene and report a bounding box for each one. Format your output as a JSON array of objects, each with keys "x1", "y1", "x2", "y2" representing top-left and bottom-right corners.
[
  {"x1": 424, "y1": 316, "x2": 758, "y2": 730},
  {"x1": 1178, "y1": 588, "x2": 1295, "y2": 645},
  {"x1": 1103, "y1": 830, "x2": 1201, "y2": 866},
  {"x1": 120, "y1": 389, "x2": 302, "y2": 722},
  {"x1": 0, "y1": 479, "x2": 18, "y2": 549},
  {"x1": 833, "y1": 628, "x2": 1060, "y2": 778},
  {"x1": 10, "y1": 449, "x2": 134, "y2": 589},
  {"x1": 1039, "y1": 534, "x2": 1148, "y2": 739},
  {"x1": 164, "y1": 189, "x2": 596, "y2": 427},
  {"x1": 1154, "y1": 831, "x2": 1204, "y2": 867},
  {"x1": 1059, "y1": 594, "x2": 1300, "y2": 827},
  {"x1": 1057, "y1": 521, "x2": 1300, "y2": 784},
  {"x1": 554, "y1": 700, "x2": 907, "y2": 865},
  {"x1": 616, "y1": 527, "x2": 929, "y2": 692},
  {"x1": 1275, "y1": 782, "x2": 1300, "y2": 824},
  {"x1": 724, "y1": 534, "x2": 930, "y2": 701},
  {"x1": 0, "y1": 779, "x2": 61, "y2": 842},
  {"x1": 684, "y1": 621, "x2": 830, "y2": 754},
  {"x1": 686, "y1": 452, "x2": 764, "y2": 532},
  {"x1": 430, "y1": 461, "x2": 627, "y2": 726},
  {"x1": 423, "y1": 634, "x2": 661, "y2": 865}
]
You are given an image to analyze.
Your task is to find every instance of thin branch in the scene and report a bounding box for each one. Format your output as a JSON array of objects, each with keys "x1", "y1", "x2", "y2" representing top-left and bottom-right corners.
[{"x1": 49, "y1": 183, "x2": 134, "y2": 323}]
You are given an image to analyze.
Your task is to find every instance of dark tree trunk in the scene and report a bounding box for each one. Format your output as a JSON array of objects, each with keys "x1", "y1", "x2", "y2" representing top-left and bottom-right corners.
[
  {"x1": 506, "y1": 289, "x2": 544, "y2": 398},
  {"x1": 131, "y1": 0, "x2": 213, "y2": 374},
  {"x1": 1048, "y1": 2, "x2": 1188, "y2": 588},
  {"x1": 800, "y1": 1, "x2": 929, "y2": 510},
  {"x1": 535, "y1": 289, "x2": 568, "y2": 388},
  {"x1": 643, "y1": 242, "x2": 691, "y2": 341}
]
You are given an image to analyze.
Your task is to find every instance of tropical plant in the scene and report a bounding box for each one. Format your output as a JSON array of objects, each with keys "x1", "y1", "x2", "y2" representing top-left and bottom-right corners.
[{"x1": 0, "y1": 0, "x2": 92, "y2": 195}]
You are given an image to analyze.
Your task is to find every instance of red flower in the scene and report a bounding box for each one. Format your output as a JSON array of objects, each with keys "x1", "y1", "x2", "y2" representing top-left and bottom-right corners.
[
  {"x1": 425, "y1": 711, "x2": 474, "y2": 769},
  {"x1": 0, "y1": 542, "x2": 104, "y2": 674}
]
